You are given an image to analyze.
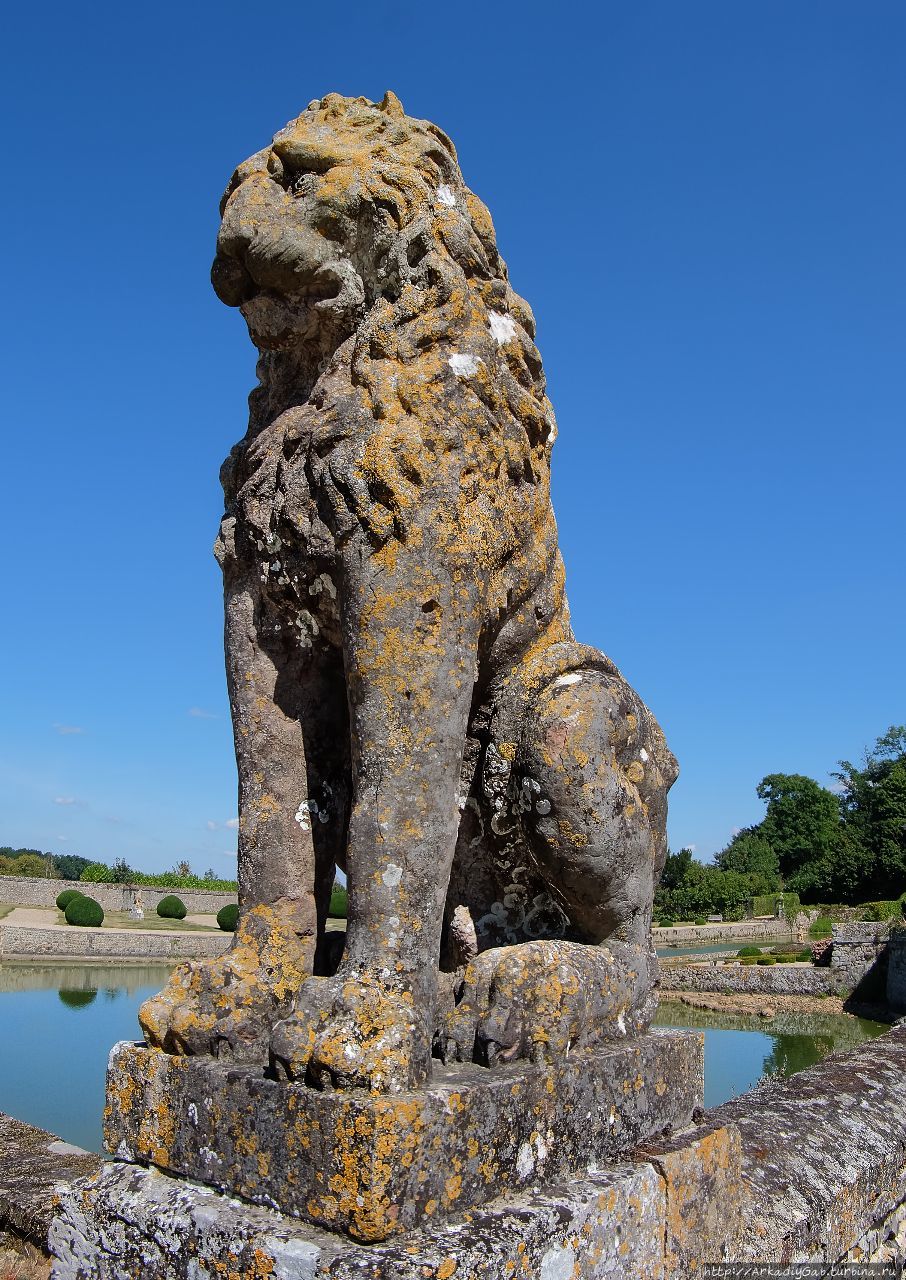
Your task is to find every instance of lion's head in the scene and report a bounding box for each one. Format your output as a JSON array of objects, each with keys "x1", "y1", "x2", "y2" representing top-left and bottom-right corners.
[
  {"x1": 212, "y1": 90, "x2": 524, "y2": 354},
  {"x1": 215, "y1": 92, "x2": 560, "y2": 568}
]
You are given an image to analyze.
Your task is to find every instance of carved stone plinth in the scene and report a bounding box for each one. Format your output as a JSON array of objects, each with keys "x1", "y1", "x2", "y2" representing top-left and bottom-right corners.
[{"x1": 105, "y1": 1030, "x2": 703, "y2": 1243}]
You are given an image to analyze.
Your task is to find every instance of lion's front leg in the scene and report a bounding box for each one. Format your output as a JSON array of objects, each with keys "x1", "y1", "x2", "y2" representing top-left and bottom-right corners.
[
  {"x1": 270, "y1": 547, "x2": 480, "y2": 1092},
  {"x1": 140, "y1": 570, "x2": 347, "y2": 1061}
]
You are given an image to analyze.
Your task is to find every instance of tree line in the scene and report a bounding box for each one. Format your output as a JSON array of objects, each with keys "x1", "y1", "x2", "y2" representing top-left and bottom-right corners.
[
  {"x1": 0, "y1": 849, "x2": 237, "y2": 892},
  {"x1": 657, "y1": 726, "x2": 906, "y2": 919}
]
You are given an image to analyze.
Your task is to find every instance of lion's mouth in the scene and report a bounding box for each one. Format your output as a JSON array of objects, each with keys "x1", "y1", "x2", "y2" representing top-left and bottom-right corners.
[{"x1": 212, "y1": 252, "x2": 343, "y2": 310}]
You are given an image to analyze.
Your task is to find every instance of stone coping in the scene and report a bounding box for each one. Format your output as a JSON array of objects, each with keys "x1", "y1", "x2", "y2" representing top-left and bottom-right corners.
[
  {"x1": 0, "y1": 923, "x2": 231, "y2": 961},
  {"x1": 0, "y1": 1112, "x2": 101, "y2": 1248},
  {"x1": 105, "y1": 1030, "x2": 704, "y2": 1243},
  {"x1": 711, "y1": 1023, "x2": 906, "y2": 1261}
]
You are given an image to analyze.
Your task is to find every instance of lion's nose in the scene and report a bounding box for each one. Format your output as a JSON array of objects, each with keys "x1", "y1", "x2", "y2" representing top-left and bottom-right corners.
[{"x1": 211, "y1": 252, "x2": 256, "y2": 307}]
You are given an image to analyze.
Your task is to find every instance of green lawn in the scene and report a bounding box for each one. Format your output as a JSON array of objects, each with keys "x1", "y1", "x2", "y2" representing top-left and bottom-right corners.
[
  {"x1": 0, "y1": 904, "x2": 13, "y2": 921},
  {"x1": 55, "y1": 909, "x2": 222, "y2": 932}
]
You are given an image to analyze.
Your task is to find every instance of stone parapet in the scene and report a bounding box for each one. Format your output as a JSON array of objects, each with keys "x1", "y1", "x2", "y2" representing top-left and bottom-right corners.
[
  {"x1": 887, "y1": 929, "x2": 906, "y2": 1014},
  {"x1": 105, "y1": 1030, "x2": 703, "y2": 1244},
  {"x1": 711, "y1": 1024, "x2": 906, "y2": 1262},
  {"x1": 657, "y1": 962, "x2": 846, "y2": 997},
  {"x1": 0, "y1": 1112, "x2": 100, "y2": 1249},
  {"x1": 0, "y1": 924, "x2": 231, "y2": 961}
]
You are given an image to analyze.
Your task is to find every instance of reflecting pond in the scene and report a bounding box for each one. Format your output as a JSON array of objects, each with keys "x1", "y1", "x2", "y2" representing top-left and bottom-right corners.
[
  {"x1": 0, "y1": 961, "x2": 173, "y2": 1152},
  {"x1": 654, "y1": 998, "x2": 889, "y2": 1108},
  {"x1": 0, "y1": 963, "x2": 893, "y2": 1154}
]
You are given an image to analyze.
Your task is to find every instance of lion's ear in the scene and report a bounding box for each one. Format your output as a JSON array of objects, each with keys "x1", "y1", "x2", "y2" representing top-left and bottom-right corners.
[{"x1": 379, "y1": 91, "x2": 405, "y2": 118}]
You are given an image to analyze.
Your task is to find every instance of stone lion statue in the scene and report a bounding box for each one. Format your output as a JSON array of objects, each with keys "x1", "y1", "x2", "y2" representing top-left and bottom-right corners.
[{"x1": 139, "y1": 91, "x2": 677, "y2": 1093}]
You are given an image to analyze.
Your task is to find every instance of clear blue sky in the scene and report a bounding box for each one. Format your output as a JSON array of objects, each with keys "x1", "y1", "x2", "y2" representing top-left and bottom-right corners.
[{"x1": 1, "y1": 2, "x2": 903, "y2": 875}]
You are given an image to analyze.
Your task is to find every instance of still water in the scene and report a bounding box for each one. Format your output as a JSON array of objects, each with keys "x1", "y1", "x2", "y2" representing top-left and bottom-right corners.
[
  {"x1": 0, "y1": 962, "x2": 173, "y2": 1152},
  {"x1": 0, "y1": 964, "x2": 892, "y2": 1153},
  {"x1": 655, "y1": 999, "x2": 889, "y2": 1108}
]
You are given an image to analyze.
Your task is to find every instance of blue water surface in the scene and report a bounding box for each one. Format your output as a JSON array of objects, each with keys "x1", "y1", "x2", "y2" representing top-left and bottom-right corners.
[{"x1": 0, "y1": 963, "x2": 172, "y2": 1152}]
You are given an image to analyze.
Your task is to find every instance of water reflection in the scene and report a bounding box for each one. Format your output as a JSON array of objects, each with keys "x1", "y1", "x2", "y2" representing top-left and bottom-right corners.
[
  {"x1": 58, "y1": 989, "x2": 98, "y2": 1009},
  {"x1": 0, "y1": 962, "x2": 173, "y2": 1152},
  {"x1": 655, "y1": 999, "x2": 888, "y2": 1107}
]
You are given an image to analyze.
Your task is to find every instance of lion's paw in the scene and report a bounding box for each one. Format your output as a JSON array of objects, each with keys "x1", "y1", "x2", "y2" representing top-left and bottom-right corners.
[
  {"x1": 440, "y1": 939, "x2": 655, "y2": 1068},
  {"x1": 270, "y1": 969, "x2": 428, "y2": 1093},
  {"x1": 138, "y1": 905, "x2": 309, "y2": 1062}
]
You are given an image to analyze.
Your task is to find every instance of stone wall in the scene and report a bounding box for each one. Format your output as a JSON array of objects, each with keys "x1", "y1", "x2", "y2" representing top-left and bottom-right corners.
[
  {"x1": 0, "y1": 875, "x2": 236, "y2": 915},
  {"x1": 658, "y1": 962, "x2": 845, "y2": 997},
  {"x1": 0, "y1": 924, "x2": 230, "y2": 962},
  {"x1": 711, "y1": 1025, "x2": 906, "y2": 1263},
  {"x1": 654, "y1": 919, "x2": 792, "y2": 946},
  {"x1": 888, "y1": 929, "x2": 906, "y2": 1014}
]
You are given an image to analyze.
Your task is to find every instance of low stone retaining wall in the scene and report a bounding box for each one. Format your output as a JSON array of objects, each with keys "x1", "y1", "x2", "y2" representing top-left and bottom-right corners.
[
  {"x1": 654, "y1": 919, "x2": 792, "y2": 946},
  {"x1": 658, "y1": 961, "x2": 845, "y2": 996},
  {"x1": 888, "y1": 929, "x2": 906, "y2": 1014},
  {"x1": 712, "y1": 1025, "x2": 906, "y2": 1262},
  {"x1": 0, "y1": 924, "x2": 231, "y2": 962},
  {"x1": 0, "y1": 875, "x2": 236, "y2": 915}
]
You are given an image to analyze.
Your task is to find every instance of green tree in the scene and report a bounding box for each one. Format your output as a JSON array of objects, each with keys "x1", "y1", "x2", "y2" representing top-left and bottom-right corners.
[
  {"x1": 80, "y1": 862, "x2": 112, "y2": 883},
  {"x1": 53, "y1": 854, "x2": 91, "y2": 881},
  {"x1": 756, "y1": 774, "x2": 842, "y2": 882},
  {"x1": 835, "y1": 726, "x2": 906, "y2": 899},
  {"x1": 10, "y1": 853, "x2": 49, "y2": 877},
  {"x1": 714, "y1": 826, "x2": 781, "y2": 885},
  {"x1": 659, "y1": 847, "x2": 694, "y2": 890}
]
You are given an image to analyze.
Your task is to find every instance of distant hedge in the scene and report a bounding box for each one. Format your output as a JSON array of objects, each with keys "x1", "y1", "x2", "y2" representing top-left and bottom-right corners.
[
  {"x1": 217, "y1": 904, "x2": 239, "y2": 932},
  {"x1": 157, "y1": 895, "x2": 187, "y2": 920},
  {"x1": 65, "y1": 896, "x2": 104, "y2": 927}
]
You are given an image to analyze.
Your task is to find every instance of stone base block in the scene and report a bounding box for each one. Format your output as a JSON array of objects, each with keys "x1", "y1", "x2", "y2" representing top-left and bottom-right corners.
[
  {"x1": 105, "y1": 1030, "x2": 703, "y2": 1243},
  {"x1": 48, "y1": 1155, "x2": 668, "y2": 1279}
]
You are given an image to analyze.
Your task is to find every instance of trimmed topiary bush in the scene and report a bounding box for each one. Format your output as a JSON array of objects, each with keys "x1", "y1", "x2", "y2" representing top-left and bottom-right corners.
[
  {"x1": 65, "y1": 895, "x2": 104, "y2": 927},
  {"x1": 738, "y1": 956, "x2": 758, "y2": 965},
  {"x1": 692, "y1": 917, "x2": 707, "y2": 926},
  {"x1": 156, "y1": 895, "x2": 187, "y2": 920},
  {"x1": 756, "y1": 955, "x2": 777, "y2": 965},
  {"x1": 796, "y1": 947, "x2": 814, "y2": 961},
  {"x1": 657, "y1": 918, "x2": 675, "y2": 928},
  {"x1": 737, "y1": 946, "x2": 762, "y2": 958},
  {"x1": 217, "y1": 903, "x2": 239, "y2": 932},
  {"x1": 56, "y1": 888, "x2": 84, "y2": 912}
]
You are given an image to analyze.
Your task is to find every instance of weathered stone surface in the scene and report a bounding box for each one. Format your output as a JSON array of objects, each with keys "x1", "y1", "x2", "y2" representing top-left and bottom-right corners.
[
  {"x1": 710, "y1": 1024, "x2": 906, "y2": 1263},
  {"x1": 105, "y1": 1031, "x2": 702, "y2": 1242},
  {"x1": 0, "y1": 1112, "x2": 100, "y2": 1247},
  {"x1": 138, "y1": 89, "x2": 678, "y2": 1092},
  {"x1": 635, "y1": 1122, "x2": 745, "y2": 1274},
  {"x1": 887, "y1": 928, "x2": 906, "y2": 1013},
  {"x1": 50, "y1": 1156, "x2": 682, "y2": 1279},
  {"x1": 0, "y1": 924, "x2": 230, "y2": 962},
  {"x1": 657, "y1": 962, "x2": 847, "y2": 996}
]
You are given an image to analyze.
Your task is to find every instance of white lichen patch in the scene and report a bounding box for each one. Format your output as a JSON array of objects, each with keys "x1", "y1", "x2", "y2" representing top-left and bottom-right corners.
[
  {"x1": 488, "y1": 310, "x2": 518, "y2": 344},
  {"x1": 640, "y1": 747, "x2": 649, "y2": 762},
  {"x1": 381, "y1": 863, "x2": 403, "y2": 888},
  {"x1": 516, "y1": 1140, "x2": 535, "y2": 1179},
  {"x1": 294, "y1": 802, "x2": 312, "y2": 832},
  {"x1": 540, "y1": 1244, "x2": 577, "y2": 1280},
  {"x1": 448, "y1": 353, "x2": 482, "y2": 377},
  {"x1": 554, "y1": 672, "x2": 582, "y2": 687},
  {"x1": 437, "y1": 184, "x2": 456, "y2": 207}
]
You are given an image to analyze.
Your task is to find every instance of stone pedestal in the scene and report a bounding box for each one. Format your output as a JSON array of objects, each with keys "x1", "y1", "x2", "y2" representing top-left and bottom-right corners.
[
  {"x1": 51, "y1": 1118, "x2": 745, "y2": 1279},
  {"x1": 105, "y1": 1030, "x2": 703, "y2": 1243}
]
